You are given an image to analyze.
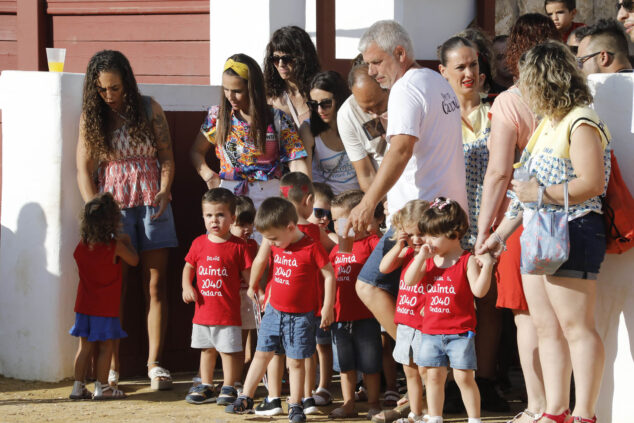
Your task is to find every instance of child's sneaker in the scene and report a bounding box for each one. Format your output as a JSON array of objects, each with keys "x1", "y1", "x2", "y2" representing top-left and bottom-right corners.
[
  {"x1": 185, "y1": 384, "x2": 216, "y2": 404},
  {"x1": 288, "y1": 404, "x2": 306, "y2": 423},
  {"x1": 255, "y1": 397, "x2": 284, "y2": 416},
  {"x1": 302, "y1": 397, "x2": 318, "y2": 415},
  {"x1": 225, "y1": 396, "x2": 254, "y2": 414},
  {"x1": 216, "y1": 385, "x2": 238, "y2": 406}
]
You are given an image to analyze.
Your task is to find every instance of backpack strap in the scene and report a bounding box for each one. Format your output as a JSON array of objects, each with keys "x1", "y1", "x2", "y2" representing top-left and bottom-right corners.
[{"x1": 568, "y1": 117, "x2": 609, "y2": 144}]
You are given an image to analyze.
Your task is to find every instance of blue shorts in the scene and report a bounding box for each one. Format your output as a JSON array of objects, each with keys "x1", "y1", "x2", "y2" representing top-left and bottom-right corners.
[
  {"x1": 358, "y1": 227, "x2": 401, "y2": 297},
  {"x1": 121, "y1": 203, "x2": 178, "y2": 252},
  {"x1": 392, "y1": 324, "x2": 423, "y2": 366},
  {"x1": 553, "y1": 212, "x2": 606, "y2": 280},
  {"x1": 416, "y1": 332, "x2": 477, "y2": 370},
  {"x1": 256, "y1": 304, "x2": 316, "y2": 360},
  {"x1": 69, "y1": 313, "x2": 127, "y2": 342},
  {"x1": 331, "y1": 318, "x2": 382, "y2": 374},
  {"x1": 315, "y1": 316, "x2": 332, "y2": 345}
]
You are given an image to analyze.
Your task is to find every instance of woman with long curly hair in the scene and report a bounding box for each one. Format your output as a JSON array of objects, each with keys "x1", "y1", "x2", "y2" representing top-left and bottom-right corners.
[
  {"x1": 474, "y1": 14, "x2": 560, "y2": 423},
  {"x1": 264, "y1": 26, "x2": 321, "y2": 130},
  {"x1": 482, "y1": 41, "x2": 609, "y2": 423},
  {"x1": 76, "y1": 49, "x2": 177, "y2": 391},
  {"x1": 190, "y1": 53, "x2": 308, "y2": 208}
]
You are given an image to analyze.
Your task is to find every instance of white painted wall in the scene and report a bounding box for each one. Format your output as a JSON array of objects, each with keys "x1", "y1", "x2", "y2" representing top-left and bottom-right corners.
[
  {"x1": 588, "y1": 72, "x2": 634, "y2": 423},
  {"x1": 0, "y1": 71, "x2": 217, "y2": 381}
]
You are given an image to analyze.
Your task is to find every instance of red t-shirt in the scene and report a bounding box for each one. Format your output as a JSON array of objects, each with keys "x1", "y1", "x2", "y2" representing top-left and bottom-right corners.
[
  {"x1": 330, "y1": 234, "x2": 380, "y2": 322},
  {"x1": 394, "y1": 250, "x2": 425, "y2": 331},
  {"x1": 562, "y1": 21, "x2": 585, "y2": 43},
  {"x1": 74, "y1": 241, "x2": 122, "y2": 317},
  {"x1": 240, "y1": 238, "x2": 259, "y2": 290},
  {"x1": 185, "y1": 235, "x2": 255, "y2": 326},
  {"x1": 421, "y1": 252, "x2": 476, "y2": 335},
  {"x1": 298, "y1": 222, "x2": 321, "y2": 243},
  {"x1": 269, "y1": 234, "x2": 330, "y2": 313}
]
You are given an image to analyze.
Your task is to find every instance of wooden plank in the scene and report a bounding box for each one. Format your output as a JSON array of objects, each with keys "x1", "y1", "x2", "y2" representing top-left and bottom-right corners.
[
  {"x1": 0, "y1": 53, "x2": 18, "y2": 71},
  {"x1": 52, "y1": 14, "x2": 209, "y2": 42},
  {"x1": 0, "y1": 1, "x2": 16, "y2": 14},
  {"x1": 17, "y1": 0, "x2": 47, "y2": 71},
  {"x1": 0, "y1": 14, "x2": 17, "y2": 41},
  {"x1": 46, "y1": 1, "x2": 209, "y2": 15},
  {"x1": 53, "y1": 40, "x2": 209, "y2": 76},
  {"x1": 477, "y1": 0, "x2": 496, "y2": 36}
]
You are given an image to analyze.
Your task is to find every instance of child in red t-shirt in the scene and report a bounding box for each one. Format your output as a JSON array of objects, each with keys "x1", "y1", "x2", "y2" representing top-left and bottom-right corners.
[
  {"x1": 327, "y1": 190, "x2": 382, "y2": 419},
  {"x1": 545, "y1": 0, "x2": 585, "y2": 42},
  {"x1": 226, "y1": 197, "x2": 335, "y2": 423},
  {"x1": 182, "y1": 189, "x2": 255, "y2": 405},
  {"x1": 69, "y1": 193, "x2": 139, "y2": 400},
  {"x1": 378, "y1": 199, "x2": 430, "y2": 421},
  {"x1": 404, "y1": 197, "x2": 495, "y2": 423}
]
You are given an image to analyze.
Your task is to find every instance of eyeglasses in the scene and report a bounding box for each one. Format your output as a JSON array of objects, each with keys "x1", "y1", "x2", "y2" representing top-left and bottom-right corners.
[
  {"x1": 568, "y1": 45, "x2": 578, "y2": 55},
  {"x1": 617, "y1": 0, "x2": 633, "y2": 11},
  {"x1": 306, "y1": 99, "x2": 334, "y2": 112},
  {"x1": 313, "y1": 208, "x2": 332, "y2": 220},
  {"x1": 269, "y1": 54, "x2": 294, "y2": 65},
  {"x1": 576, "y1": 51, "x2": 614, "y2": 68}
]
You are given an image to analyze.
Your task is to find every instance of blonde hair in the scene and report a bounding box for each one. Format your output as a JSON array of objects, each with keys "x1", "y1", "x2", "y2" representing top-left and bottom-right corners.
[
  {"x1": 390, "y1": 200, "x2": 430, "y2": 240},
  {"x1": 518, "y1": 41, "x2": 592, "y2": 120}
]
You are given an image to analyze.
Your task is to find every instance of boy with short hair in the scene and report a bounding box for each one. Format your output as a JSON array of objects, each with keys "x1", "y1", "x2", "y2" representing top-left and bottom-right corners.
[
  {"x1": 544, "y1": 0, "x2": 585, "y2": 42},
  {"x1": 327, "y1": 190, "x2": 383, "y2": 419},
  {"x1": 182, "y1": 188, "x2": 255, "y2": 405},
  {"x1": 226, "y1": 197, "x2": 335, "y2": 423}
]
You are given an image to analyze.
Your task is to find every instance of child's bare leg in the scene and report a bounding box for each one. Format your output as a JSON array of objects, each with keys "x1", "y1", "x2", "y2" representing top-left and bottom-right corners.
[
  {"x1": 287, "y1": 357, "x2": 305, "y2": 405},
  {"x1": 304, "y1": 353, "x2": 317, "y2": 398},
  {"x1": 404, "y1": 363, "x2": 424, "y2": 416},
  {"x1": 316, "y1": 343, "x2": 333, "y2": 390},
  {"x1": 454, "y1": 368, "x2": 480, "y2": 418},
  {"x1": 110, "y1": 264, "x2": 128, "y2": 375},
  {"x1": 339, "y1": 370, "x2": 357, "y2": 413},
  {"x1": 74, "y1": 337, "x2": 95, "y2": 382},
  {"x1": 363, "y1": 371, "x2": 381, "y2": 410},
  {"x1": 219, "y1": 351, "x2": 243, "y2": 387},
  {"x1": 242, "y1": 351, "x2": 275, "y2": 398},
  {"x1": 242, "y1": 329, "x2": 254, "y2": 364},
  {"x1": 425, "y1": 366, "x2": 448, "y2": 417},
  {"x1": 381, "y1": 333, "x2": 398, "y2": 393},
  {"x1": 200, "y1": 348, "x2": 218, "y2": 385},
  {"x1": 96, "y1": 340, "x2": 115, "y2": 386},
  {"x1": 266, "y1": 353, "x2": 284, "y2": 398}
]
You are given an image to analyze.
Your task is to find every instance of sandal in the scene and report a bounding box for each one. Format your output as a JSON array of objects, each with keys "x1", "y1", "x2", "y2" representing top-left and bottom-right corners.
[
  {"x1": 92, "y1": 382, "x2": 126, "y2": 400},
  {"x1": 507, "y1": 409, "x2": 543, "y2": 423},
  {"x1": 355, "y1": 385, "x2": 368, "y2": 402},
  {"x1": 108, "y1": 369, "x2": 119, "y2": 388},
  {"x1": 147, "y1": 363, "x2": 172, "y2": 390},
  {"x1": 69, "y1": 381, "x2": 92, "y2": 400},
  {"x1": 538, "y1": 409, "x2": 570, "y2": 423},
  {"x1": 329, "y1": 406, "x2": 359, "y2": 419},
  {"x1": 371, "y1": 402, "x2": 411, "y2": 423},
  {"x1": 383, "y1": 390, "x2": 401, "y2": 408},
  {"x1": 564, "y1": 416, "x2": 597, "y2": 423},
  {"x1": 394, "y1": 412, "x2": 426, "y2": 423},
  {"x1": 312, "y1": 387, "x2": 333, "y2": 406},
  {"x1": 367, "y1": 407, "x2": 383, "y2": 420}
]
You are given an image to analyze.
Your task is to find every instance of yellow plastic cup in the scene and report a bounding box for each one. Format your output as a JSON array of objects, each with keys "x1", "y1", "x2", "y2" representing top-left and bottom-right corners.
[{"x1": 46, "y1": 48, "x2": 66, "y2": 72}]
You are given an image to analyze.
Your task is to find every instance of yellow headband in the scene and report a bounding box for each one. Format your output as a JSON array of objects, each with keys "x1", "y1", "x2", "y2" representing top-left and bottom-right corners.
[{"x1": 223, "y1": 58, "x2": 249, "y2": 80}]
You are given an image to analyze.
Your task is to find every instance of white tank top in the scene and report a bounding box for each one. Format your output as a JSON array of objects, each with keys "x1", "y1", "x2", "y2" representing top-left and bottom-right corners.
[{"x1": 311, "y1": 134, "x2": 360, "y2": 195}]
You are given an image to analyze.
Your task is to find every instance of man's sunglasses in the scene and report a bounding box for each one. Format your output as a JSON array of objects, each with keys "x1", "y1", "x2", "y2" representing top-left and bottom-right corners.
[
  {"x1": 307, "y1": 99, "x2": 334, "y2": 112},
  {"x1": 269, "y1": 54, "x2": 294, "y2": 65},
  {"x1": 617, "y1": 0, "x2": 633, "y2": 11},
  {"x1": 313, "y1": 208, "x2": 332, "y2": 220}
]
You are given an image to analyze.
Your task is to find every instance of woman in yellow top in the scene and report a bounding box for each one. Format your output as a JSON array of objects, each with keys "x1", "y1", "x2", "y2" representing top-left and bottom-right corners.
[{"x1": 483, "y1": 41, "x2": 610, "y2": 423}]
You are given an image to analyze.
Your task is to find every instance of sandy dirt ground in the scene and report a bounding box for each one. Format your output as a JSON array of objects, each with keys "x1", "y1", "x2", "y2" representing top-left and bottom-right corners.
[{"x1": 0, "y1": 373, "x2": 523, "y2": 423}]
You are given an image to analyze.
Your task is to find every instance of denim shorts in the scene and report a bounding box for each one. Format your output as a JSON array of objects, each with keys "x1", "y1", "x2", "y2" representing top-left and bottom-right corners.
[
  {"x1": 358, "y1": 227, "x2": 401, "y2": 297},
  {"x1": 256, "y1": 303, "x2": 316, "y2": 359},
  {"x1": 331, "y1": 318, "x2": 382, "y2": 374},
  {"x1": 315, "y1": 316, "x2": 332, "y2": 345},
  {"x1": 553, "y1": 212, "x2": 606, "y2": 280},
  {"x1": 416, "y1": 332, "x2": 477, "y2": 370},
  {"x1": 392, "y1": 324, "x2": 423, "y2": 366},
  {"x1": 120, "y1": 203, "x2": 178, "y2": 252},
  {"x1": 191, "y1": 324, "x2": 242, "y2": 353}
]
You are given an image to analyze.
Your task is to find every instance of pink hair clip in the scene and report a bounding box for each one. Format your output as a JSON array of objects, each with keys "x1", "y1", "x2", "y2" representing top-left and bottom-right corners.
[
  {"x1": 280, "y1": 186, "x2": 291, "y2": 198},
  {"x1": 431, "y1": 197, "x2": 451, "y2": 210}
]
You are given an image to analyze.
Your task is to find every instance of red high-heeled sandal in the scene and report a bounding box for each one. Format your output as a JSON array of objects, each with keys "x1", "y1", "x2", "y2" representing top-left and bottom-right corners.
[
  {"x1": 564, "y1": 416, "x2": 597, "y2": 423},
  {"x1": 537, "y1": 409, "x2": 570, "y2": 423}
]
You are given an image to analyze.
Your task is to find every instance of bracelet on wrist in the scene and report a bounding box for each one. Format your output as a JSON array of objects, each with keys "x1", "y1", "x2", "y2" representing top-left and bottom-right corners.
[{"x1": 492, "y1": 231, "x2": 507, "y2": 251}]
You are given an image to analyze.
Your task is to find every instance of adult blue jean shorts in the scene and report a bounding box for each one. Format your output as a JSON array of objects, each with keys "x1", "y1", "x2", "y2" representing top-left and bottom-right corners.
[
  {"x1": 552, "y1": 212, "x2": 606, "y2": 280},
  {"x1": 331, "y1": 318, "x2": 382, "y2": 374},
  {"x1": 121, "y1": 203, "x2": 178, "y2": 252},
  {"x1": 416, "y1": 332, "x2": 477, "y2": 370},
  {"x1": 256, "y1": 303, "x2": 316, "y2": 360},
  {"x1": 358, "y1": 227, "x2": 401, "y2": 297},
  {"x1": 392, "y1": 324, "x2": 423, "y2": 366}
]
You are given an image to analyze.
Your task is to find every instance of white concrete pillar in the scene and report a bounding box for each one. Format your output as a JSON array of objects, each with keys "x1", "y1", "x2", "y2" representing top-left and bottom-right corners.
[{"x1": 209, "y1": 0, "x2": 306, "y2": 86}]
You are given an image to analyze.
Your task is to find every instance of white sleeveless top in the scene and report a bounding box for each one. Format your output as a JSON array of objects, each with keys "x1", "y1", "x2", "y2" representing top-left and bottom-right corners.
[{"x1": 311, "y1": 134, "x2": 360, "y2": 195}]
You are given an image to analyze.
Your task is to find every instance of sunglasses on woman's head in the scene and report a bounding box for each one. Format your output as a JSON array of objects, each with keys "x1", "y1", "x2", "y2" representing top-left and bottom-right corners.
[
  {"x1": 313, "y1": 208, "x2": 332, "y2": 220},
  {"x1": 617, "y1": 0, "x2": 633, "y2": 11},
  {"x1": 269, "y1": 54, "x2": 294, "y2": 65},
  {"x1": 306, "y1": 99, "x2": 334, "y2": 112}
]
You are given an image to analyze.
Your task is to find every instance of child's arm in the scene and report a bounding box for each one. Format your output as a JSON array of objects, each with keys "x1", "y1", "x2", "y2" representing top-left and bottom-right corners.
[
  {"x1": 327, "y1": 231, "x2": 338, "y2": 244},
  {"x1": 247, "y1": 239, "x2": 271, "y2": 299},
  {"x1": 319, "y1": 262, "x2": 336, "y2": 329},
  {"x1": 319, "y1": 227, "x2": 336, "y2": 252},
  {"x1": 378, "y1": 230, "x2": 409, "y2": 273},
  {"x1": 181, "y1": 262, "x2": 197, "y2": 303},
  {"x1": 115, "y1": 234, "x2": 139, "y2": 266},
  {"x1": 467, "y1": 252, "x2": 496, "y2": 298},
  {"x1": 403, "y1": 244, "x2": 433, "y2": 286}
]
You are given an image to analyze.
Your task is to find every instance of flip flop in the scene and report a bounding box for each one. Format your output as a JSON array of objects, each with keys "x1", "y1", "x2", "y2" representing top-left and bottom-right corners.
[
  {"x1": 371, "y1": 402, "x2": 411, "y2": 423},
  {"x1": 328, "y1": 406, "x2": 358, "y2": 419}
]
